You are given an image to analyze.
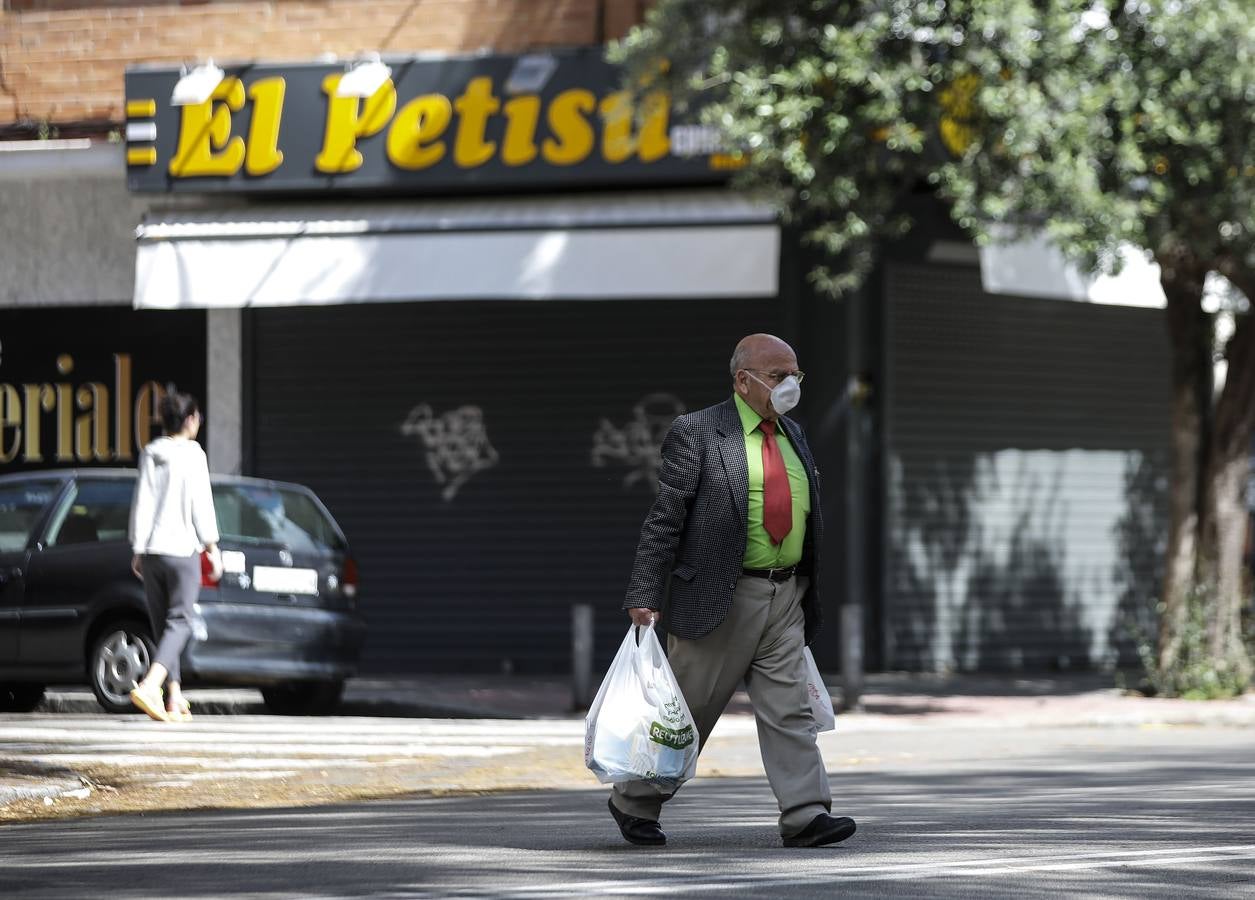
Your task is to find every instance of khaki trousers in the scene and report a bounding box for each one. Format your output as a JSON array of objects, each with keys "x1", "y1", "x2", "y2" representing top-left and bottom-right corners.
[{"x1": 611, "y1": 574, "x2": 831, "y2": 836}]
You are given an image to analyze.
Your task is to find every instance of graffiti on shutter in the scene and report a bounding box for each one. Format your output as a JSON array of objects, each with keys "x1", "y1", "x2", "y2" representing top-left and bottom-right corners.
[
  {"x1": 400, "y1": 404, "x2": 499, "y2": 501},
  {"x1": 592, "y1": 393, "x2": 686, "y2": 492}
]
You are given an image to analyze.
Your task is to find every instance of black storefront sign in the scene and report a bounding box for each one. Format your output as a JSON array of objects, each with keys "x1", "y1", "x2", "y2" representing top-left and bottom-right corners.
[
  {"x1": 124, "y1": 47, "x2": 738, "y2": 195},
  {"x1": 0, "y1": 309, "x2": 206, "y2": 473}
]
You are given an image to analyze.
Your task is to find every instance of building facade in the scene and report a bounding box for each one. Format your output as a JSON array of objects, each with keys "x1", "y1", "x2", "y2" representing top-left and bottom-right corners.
[{"x1": 0, "y1": 0, "x2": 1172, "y2": 676}]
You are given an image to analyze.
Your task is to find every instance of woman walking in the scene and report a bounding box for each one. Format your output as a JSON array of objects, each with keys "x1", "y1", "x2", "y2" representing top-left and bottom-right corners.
[{"x1": 127, "y1": 386, "x2": 223, "y2": 722}]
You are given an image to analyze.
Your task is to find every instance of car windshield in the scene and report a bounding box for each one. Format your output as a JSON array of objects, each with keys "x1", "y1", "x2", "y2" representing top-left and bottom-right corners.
[
  {"x1": 0, "y1": 481, "x2": 61, "y2": 552},
  {"x1": 212, "y1": 484, "x2": 346, "y2": 554}
]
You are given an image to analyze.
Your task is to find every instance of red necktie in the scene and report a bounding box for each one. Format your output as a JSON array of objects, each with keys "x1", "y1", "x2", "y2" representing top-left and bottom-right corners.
[{"x1": 758, "y1": 420, "x2": 792, "y2": 544}]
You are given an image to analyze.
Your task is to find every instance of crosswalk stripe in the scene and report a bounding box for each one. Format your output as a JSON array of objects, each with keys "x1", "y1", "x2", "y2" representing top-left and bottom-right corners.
[
  {"x1": 0, "y1": 711, "x2": 761, "y2": 800},
  {"x1": 22, "y1": 751, "x2": 526, "y2": 766}
]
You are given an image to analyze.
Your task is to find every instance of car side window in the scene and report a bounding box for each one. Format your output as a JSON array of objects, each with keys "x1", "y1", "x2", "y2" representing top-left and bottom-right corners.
[
  {"x1": 45, "y1": 480, "x2": 136, "y2": 548},
  {"x1": 0, "y1": 481, "x2": 62, "y2": 552}
]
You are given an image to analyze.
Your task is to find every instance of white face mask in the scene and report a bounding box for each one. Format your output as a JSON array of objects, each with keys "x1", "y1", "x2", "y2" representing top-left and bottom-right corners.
[{"x1": 747, "y1": 372, "x2": 802, "y2": 416}]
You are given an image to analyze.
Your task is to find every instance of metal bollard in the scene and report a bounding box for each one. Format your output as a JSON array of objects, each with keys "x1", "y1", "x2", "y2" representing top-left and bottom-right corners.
[
  {"x1": 572, "y1": 603, "x2": 595, "y2": 711},
  {"x1": 840, "y1": 603, "x2": 864, "y2": 712}
]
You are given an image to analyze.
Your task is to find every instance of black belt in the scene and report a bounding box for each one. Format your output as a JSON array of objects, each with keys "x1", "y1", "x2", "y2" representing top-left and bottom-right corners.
[{"x1": 742, "y1": 565, "x2": 797, "y2": 583}]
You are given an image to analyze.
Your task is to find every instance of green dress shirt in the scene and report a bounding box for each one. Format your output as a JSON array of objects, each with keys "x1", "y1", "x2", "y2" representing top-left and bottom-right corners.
[{"x1": 734, "y1": 393, "x2": 810, "y2": 569}]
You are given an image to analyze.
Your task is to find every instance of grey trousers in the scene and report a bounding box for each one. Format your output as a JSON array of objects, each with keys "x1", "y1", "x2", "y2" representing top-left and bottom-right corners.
[
  {"x1": 612, "y1": 574, "x2": 831, "y2": 836},
  {"x1": 142, "y1": 553, "x2": 200, "y2": 683}
]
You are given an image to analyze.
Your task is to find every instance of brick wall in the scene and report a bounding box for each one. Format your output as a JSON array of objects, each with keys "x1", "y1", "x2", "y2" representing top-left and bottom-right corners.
[{"x1": 0, "y1": 0, "x2": 649, "y2": 127}]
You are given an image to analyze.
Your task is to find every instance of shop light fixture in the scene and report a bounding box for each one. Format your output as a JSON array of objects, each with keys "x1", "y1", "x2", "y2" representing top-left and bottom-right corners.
[
  {"x1": 170, "y1": 60, "x2": 226, "y2": 106},
  {"x1": 505, "y1": 53, "x2": 558, "y2": 95},
  {"x1": 334, "y1": 54, "x2": 393, "y2": 99}
]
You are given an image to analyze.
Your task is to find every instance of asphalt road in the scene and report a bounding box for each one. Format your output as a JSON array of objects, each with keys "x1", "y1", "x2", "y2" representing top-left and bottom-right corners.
[{"x1": 3, "y1": 724, "x2": 1254, "y2": 898}]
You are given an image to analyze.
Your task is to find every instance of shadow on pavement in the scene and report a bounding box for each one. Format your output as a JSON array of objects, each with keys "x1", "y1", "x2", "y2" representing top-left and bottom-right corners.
[{"x1": 3, "y1": 744, "x2": 1252, "y2": 899}]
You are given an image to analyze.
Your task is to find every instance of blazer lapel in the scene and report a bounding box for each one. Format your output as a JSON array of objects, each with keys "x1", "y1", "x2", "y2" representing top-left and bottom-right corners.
[
  {"x1": 715, "y1": 398, "x2": 749, "y2": 523},
  {"x1": 780, "y1": 415, "x2": 820, "y2": 514},
  {"x1": 779, "y1": 416, "x2": 811, "y2": 470}
]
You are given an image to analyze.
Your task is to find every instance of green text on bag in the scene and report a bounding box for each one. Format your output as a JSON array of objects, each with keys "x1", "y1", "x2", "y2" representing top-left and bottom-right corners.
[{"x1": 649, "y1": 721, "x2": 695, "y2": 750}]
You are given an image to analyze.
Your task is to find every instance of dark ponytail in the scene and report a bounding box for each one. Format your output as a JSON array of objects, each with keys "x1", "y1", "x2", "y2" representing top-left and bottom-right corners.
[{"x1": 159, "y1": 383, "x2": 200, "y2": 435}]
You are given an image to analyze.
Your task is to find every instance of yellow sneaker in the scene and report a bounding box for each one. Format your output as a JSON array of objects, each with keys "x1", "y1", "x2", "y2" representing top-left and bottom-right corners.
[
  {"x1": 167, "y1": 699, "x2": 193, "y2": 723},
  {"x1": 129, "y1": 684, "x2": 169, "y2": 722}
]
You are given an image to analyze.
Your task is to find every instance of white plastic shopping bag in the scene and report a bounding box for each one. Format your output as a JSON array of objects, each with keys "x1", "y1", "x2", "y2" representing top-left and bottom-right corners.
[
  {"x1": 584, "y1": 623, "x2": 699, "y2": 789},
  {"x1": 804, "y1": 647, "x2": 836, "y2": 732}
]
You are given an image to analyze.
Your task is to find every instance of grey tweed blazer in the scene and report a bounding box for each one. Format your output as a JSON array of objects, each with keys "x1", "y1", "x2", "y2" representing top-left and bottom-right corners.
[{"x1": 623, "y1": 397, "x2": 824, "y2": 645}]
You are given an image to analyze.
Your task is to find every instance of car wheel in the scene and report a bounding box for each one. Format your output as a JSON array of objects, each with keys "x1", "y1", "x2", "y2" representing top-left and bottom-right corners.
[
  {"x1": 261, "y1": 680, "x2": 345, "y2": 716},
  {"x1": 89, "y1": 620, "x2": 155, "y2": 714},
  {"x1": 0, "y1": 683, "x2": 46, "y2": 712}
]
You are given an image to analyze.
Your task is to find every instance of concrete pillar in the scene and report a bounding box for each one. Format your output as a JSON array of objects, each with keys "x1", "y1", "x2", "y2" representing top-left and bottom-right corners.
[{"x1": 207, "y1": 308, "x2": 242, "y2": 474}]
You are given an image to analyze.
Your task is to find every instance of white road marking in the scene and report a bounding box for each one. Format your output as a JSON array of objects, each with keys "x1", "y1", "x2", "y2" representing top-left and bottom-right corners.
[
  {"x1": 140, "y1": 770, "x2": 303, "y2": 783},
  {"x1": 3, "y1": 741, "x2": 546, "y2": 756},
  {"x1": 443, "y1": 845, "x2": 1255, "y2": 896},
  {"x1": 0, "y1": 716, "x2": 596, "y2": 796},
  {"x1": 27, "y1": 752, "x2": 523, "y2": 767}
]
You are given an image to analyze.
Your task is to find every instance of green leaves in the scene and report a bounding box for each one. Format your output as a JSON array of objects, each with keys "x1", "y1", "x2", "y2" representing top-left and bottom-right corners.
[{"x1": 616, "y1": 0, "x2": 1255, "y2": 299}]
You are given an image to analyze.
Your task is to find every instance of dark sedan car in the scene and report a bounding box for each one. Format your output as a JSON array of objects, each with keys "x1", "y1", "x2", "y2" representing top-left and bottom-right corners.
[{"x1": 0, "y1": 469, "x2": 365, "y2": 714}]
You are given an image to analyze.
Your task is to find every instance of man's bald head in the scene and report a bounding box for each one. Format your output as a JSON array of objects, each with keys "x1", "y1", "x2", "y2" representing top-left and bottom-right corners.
[{"x1": 730, "y1": 334, "x2": 796, "y2": 378}]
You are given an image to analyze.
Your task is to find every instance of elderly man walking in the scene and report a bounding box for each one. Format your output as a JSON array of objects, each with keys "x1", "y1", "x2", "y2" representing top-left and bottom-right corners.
[{"x1": 606, "y1": 333, "x2": 856, "y2": 849}]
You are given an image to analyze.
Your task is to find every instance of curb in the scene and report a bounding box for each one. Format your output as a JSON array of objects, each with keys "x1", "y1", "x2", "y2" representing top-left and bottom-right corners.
[
  {"x1": 0, "y1": 773, "x2": 90, "y2": 810},
  {"x1": 38, "y1": 688, "x2": 531, "y2": 720}
]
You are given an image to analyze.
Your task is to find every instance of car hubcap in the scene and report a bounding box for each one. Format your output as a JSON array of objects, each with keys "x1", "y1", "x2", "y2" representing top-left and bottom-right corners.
[{"x1": 96, "y1": 630, "x2": 150, "y2": 705}]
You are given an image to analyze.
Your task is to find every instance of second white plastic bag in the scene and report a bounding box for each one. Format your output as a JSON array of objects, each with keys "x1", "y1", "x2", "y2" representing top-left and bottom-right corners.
[
  {"x1": 584, "y1": 623, "x2": 699, "y2": 790},
  {"x1": 804, "y1": 647, "x2": 836, "y2": 732}
]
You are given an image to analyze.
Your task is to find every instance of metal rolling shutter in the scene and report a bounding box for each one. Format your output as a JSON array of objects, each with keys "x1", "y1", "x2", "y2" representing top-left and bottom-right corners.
[
  {"x1": 251, "y1": 297, "x2": 780, "y2": 673},
  {"x1": 884, "y1": 263, "x2": 1171, "y2": 672}
]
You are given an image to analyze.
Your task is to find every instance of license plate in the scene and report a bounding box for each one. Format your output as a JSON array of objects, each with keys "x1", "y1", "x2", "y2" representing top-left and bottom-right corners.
[{"x1": 252, "y1": 566, "x2": 319, "y2": 595}]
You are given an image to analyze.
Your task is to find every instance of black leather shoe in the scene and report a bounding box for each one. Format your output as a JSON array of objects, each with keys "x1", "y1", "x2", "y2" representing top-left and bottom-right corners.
[
  {"x1": 608, "y1": 797, "x2": 666, "y2": 846},
  {"x1": 782, "y1": 814, "x2": 857, "y2": 848}
]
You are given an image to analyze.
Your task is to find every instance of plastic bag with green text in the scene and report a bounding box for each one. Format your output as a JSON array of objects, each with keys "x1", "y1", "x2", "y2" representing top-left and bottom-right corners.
[{"x1": 584, "y1": 622, "x2": 699, "y2": 790}]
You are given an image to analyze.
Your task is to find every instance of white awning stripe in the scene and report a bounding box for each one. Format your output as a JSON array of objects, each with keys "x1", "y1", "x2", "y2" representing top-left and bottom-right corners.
[
  {"x1": 978, "y1": 228, "x2": 1167, "y2": 308},
  {"x1": 133, "y1": 191, "x2": 781, "y2": 308}
]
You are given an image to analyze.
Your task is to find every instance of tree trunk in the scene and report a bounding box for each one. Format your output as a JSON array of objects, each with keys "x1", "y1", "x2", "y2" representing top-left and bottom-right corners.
[
  {"x1": 1156, "y1": 252, "x2": 1212, "y2": 674},
  {"x1": 1199, "y1": 448, "x2": 1252, "y2": 677},
  {"x1": 1198, "y1": 288, "x2": 1255, "y2": 682}
]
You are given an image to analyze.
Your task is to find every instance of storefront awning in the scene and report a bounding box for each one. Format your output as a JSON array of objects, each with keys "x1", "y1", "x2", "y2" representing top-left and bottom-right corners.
[
  {"x1": 133, "y1": 190, "x2": 780, "y2": 308},
  {"x1": 977, "y1": 229, "x2": 1167, "y2": 307}
]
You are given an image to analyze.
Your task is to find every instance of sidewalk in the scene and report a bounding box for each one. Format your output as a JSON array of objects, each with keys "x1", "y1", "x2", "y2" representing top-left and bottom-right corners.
[
  {"x1": 340, "y1": 670, "x2": 1255, "y2": 728},
  {"x1": 29, "y1": 669, "x2": 1255, "y2": 723},
  {"x1": 28, "y1": 669, "x2": 1255, "y2": 724}
]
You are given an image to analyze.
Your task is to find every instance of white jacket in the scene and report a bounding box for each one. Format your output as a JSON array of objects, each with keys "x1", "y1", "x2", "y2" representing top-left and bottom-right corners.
[{"x1": 128, "y1": 437, "x2": 220, "y2": 557}]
